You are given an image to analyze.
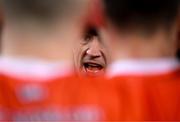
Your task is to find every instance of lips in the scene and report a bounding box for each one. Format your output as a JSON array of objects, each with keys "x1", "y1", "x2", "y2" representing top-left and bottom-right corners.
[{"x1": 82, "y1": 61, "x2": 105, "y2": 77}]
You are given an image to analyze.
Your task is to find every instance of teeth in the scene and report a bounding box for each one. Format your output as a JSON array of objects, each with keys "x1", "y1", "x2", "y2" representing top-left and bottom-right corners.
[
  {"x1": 88, "y1": 64, "x2": 99, "y2": 67},
  {"x1": 84, "y1": 63, "x2": 103, "y2": 70}
]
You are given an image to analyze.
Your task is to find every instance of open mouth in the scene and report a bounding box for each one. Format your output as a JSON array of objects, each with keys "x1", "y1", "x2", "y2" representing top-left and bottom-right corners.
[{"x1": 82, "y1": 62, "x2": 104, "y2": 76}]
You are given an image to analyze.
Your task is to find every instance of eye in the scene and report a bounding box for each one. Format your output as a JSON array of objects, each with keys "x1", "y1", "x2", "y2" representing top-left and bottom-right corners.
[
  {"x1": 85, "y1": 34, "x2": 94, "y2": 41},
  {"x1": 81, "y1": 34, "x2": 94, "y2": 45}
]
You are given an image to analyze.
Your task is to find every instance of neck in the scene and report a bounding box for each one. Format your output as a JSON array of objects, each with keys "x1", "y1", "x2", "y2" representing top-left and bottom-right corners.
[
  {"x1": 111, "y1": 29, "x2": 177, "y2": 61},
  {"x1": 2, "y1": 23, "x2": 74, "y2": 62},
  {"x1": 112, "y1": 46, "x2": 176, "y2": 61}
]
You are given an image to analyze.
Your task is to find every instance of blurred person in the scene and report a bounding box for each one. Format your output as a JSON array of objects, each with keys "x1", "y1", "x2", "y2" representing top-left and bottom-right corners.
[
  {"x1": 74, "y1": 27, "x2": 109, "y2": 77},
  {"x1": 0, "y1": 0, "x2": 122, "y2": 121},
  {"x1": 0, "y1": 0, "x2": 93, "y2": 121},
  {"x1": 100, "y1": 0, "x2": 180, "y2": 120}
]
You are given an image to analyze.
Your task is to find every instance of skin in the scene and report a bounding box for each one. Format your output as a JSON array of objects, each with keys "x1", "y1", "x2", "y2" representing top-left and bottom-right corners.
[
  {"x1": 2, "y1": 0, "x2": 91, "y2": 63},
  {"x1": 73, "y1": 28, "x2": 109, "y2": 77},
  {"x1": 100, "y1": 21, "x2": 179, "y2": 62}
]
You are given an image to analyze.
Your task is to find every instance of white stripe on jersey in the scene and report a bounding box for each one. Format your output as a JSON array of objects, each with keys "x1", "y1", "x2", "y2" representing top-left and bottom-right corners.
[
  {"x1": 0, "y1": 57, "x2": 73, "y2": 81},
  {"x1": 107, "y1": 58, "x2": 180, "y2": 77}
]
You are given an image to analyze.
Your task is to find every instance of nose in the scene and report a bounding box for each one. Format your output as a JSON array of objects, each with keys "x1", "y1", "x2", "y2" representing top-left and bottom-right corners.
[{"x1": 86, "y1": 39, "x2": 101, "y2": 57}]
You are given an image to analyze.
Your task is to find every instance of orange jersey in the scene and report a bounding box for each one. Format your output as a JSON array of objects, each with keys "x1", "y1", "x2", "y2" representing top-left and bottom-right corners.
[
  {"x1": 0, "y1": 57, "x2": 120, "y2": 121},
  {"x1": 1, "y1": 58, "x2": 180, "y2": 121},
  {"x1": 0, "y1": 75, "x2": 122, "y2": 121},
  {"x1": 0, "y1": 58, "x2": 75, "y2": 121},
  {"x1": 0, "y1": 76, "x2": 10, "y2": 121},
  {"x1": 107, "y1": 59, "x2": 180, "y2": 120}
]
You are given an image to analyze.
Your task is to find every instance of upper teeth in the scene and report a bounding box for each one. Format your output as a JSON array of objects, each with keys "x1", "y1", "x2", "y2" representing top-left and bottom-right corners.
[{"x1": 88, "y1": 64, "x2": 99, "y2": 67}]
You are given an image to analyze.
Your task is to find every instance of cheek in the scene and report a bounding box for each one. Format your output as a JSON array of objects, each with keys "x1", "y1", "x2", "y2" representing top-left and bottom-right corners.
[
  {"x1": 75, "y1": 46, "x2": 88, "y2": 68},
  {"x1": 73, "y1": 44, "x2": 81, "y2": 68}
]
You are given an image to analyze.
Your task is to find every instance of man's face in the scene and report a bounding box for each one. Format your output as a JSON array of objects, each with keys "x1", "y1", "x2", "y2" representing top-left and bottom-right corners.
[{"x1": 74, "y1": 28, "x2": 108, "y2": 77}]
